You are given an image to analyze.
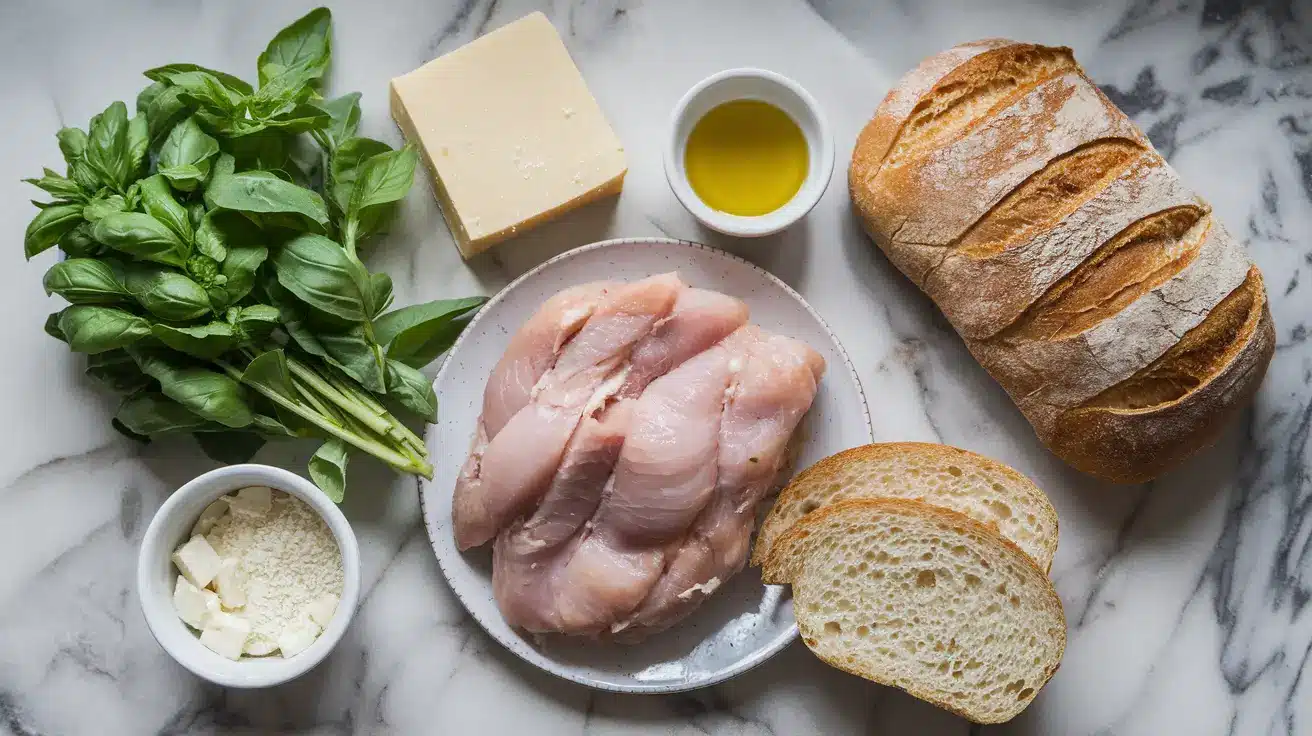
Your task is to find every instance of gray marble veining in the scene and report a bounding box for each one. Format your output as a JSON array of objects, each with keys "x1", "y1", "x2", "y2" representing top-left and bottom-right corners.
[{"x1": 1, "y1": 0, "x2": 1309, "y2": 733}]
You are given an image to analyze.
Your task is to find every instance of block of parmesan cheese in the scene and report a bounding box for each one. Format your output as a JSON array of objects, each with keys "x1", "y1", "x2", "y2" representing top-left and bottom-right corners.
[{"x1": 390, "y1": 12, "x2": 626, "y2": 258}]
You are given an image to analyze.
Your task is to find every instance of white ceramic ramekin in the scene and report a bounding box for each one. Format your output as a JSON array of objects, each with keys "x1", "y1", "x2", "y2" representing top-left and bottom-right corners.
[
  {"x1": 137, "y1": 464, "x2": 360, "y2": 688},
  {"x1": 664, "y1": 68, "x2": 834, "y2": 238}
]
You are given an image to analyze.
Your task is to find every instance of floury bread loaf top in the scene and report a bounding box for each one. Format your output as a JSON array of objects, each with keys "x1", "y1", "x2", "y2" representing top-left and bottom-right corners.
[{"x1": 849, "y1": 40, "x2": 1274, "y2": 483}]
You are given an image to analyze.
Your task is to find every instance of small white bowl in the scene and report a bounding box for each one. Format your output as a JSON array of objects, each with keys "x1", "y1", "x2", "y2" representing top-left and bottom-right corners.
[
  {"x1": 137, "y1": 464, "x2": 360, "y2": 688},
  {"x1": 665, "y1": 68, "x2": 834, "y2": 238}
]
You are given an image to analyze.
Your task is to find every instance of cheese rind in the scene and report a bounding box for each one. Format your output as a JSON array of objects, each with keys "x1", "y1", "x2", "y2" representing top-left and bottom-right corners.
[{"x1": 390, "y1": 11, "x2": 626, "y2": 258}]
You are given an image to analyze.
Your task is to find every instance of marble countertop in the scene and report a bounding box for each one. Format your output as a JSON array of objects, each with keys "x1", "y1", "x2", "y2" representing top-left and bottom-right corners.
[{"x1": 2, "y1": 0, "x2": 1309, "y2": 733}]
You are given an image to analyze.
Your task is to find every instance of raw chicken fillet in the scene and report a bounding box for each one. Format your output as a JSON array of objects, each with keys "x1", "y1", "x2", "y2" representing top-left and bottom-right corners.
[{"x1": 454, "y1": 274, "x2": 825, "y2": 640}]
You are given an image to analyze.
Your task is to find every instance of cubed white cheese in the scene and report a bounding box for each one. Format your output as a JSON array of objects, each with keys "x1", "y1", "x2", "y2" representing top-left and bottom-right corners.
[
  {"x1": 202, "y1": 588, "x2": 221, "y2": 620},
  {"x1": 243, "y1": 633, "x2": 278, "y2": 657},
  {"x1": 200, "y1": 611, "x2": 251, "y2": 660},
  {"x1": 389, "y1": 12, "x2": 626, "y2": 259},
  {"x1": 172, "y1": 535, "x2": 222, "y2": 589},
  {"x1": 190, "y1": 500, "x2": 230, "y2": 537},
  {"x1": 226, "y1": 486, "x2": 272, "y2": 517},
  {"x1": 172, "y1": 576, "x2": 211, "y2": 629},
  {"x1": 214, "y1": 558, "x2": 246, "y2": 609},
  {"x1": 277, "y1": 616, "x2": 322, "y2": 658},
  {"x1": 304, "y1": 593, "x2": 339, "y2": 628}
]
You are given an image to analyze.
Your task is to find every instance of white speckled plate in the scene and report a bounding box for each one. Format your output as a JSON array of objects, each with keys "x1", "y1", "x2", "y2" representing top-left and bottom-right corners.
[{"x1": 420, "y1": 238, "x2": 872, "y2": 693}]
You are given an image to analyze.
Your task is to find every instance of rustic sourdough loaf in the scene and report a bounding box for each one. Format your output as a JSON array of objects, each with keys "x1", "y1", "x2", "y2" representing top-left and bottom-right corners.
[
  {"x1": 850, "y1": 40, "x2": 1275, "y2": 482},
  {"x1": 762, "y1": 498, "x2": 1066, "y2": 724},
  {"x1": 752, "y1": 443, "x2": 1057, "y2": 571}
]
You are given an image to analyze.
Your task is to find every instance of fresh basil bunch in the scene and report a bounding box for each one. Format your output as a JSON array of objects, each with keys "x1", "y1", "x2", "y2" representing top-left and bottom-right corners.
[{"x1": 23, "y1": 8, "x2": 486, "y2": 501}]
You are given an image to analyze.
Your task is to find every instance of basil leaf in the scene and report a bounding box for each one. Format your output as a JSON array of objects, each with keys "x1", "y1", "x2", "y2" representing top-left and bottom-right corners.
[
  {"x1": 374, "y1": 296, "x2": 487, "y2": 368},
  {"x1": 330, "y1": 137, "x2": 391, "y2": 212},
  {"x1": 152, "y1": 321, "x2": 236, "y2": 360},
  {"x1": 139, "y1": 175, "x2": 194, "y2": 243},
  {"x1": 44, "y1": 312, "x2": 67, "y2": 343},
  {"x1": 112, "y1": 418, "x2": 151, "y2": 443},
  {"x1": 125, "y1": 266, "x2": 212, "y2": 321},
  {"x1": 251, "y1": 413, "x2": 297, "y2": 437},
  {"x1": 273, "y1": 233, "x2": 370, "y2": 322},
  {"x1": 348, "y1": 145, "x2": 417, "y2": 232},
  {"x1": 92, "y1": 212, "x2": 190, "y2": 267},
  {"x1": 194, "y1": 431, "x2": 266, "y2": 464},
  {"x1": 158, "y1": 117, "x2": 219, "y2": 192},
  {"x1": 58, "y1": 306, "x2": 152, "y2": 354},
  {"x1": 368, "y1": 273, "x2": 394, "y2": 317},
  {"x1": 258, "y1": 7, "x2": 332, "y2": 89},
  {"x1": 308, "y1": 438, "x2": 348, "y2": 503},
  {"x1": 116, "y1": 392, "x2": 210, "y2": 435},
  {"x1": 82, "y1": 195, "x2": 128, "y2": 223},
  {"x1": 68, "y1": 160, "x2": 103, "y2": 193},
  {"x1": 24, "y1": 203, "x2": 83, "y2": 259},
  {"x1": 317, "y1": 324, "x2": 385, "y2": 393},
  {"x1": 59, "y1": 223, "x2": 101, "y2": 258},
  {"x1": 196, "y1": 209, "x2": 263, "y2": 264},
  {"x1": 144, "y1": 63, "x2": 254, "y2": 96},
  {"x1": 86, "y1": 349, "x2": 153, "y2": 393},
  {"x1": 130, "y1": 346, "x2": 254, "y2": 428},
  {"x1": 144, "y1": 84, "x2": 191, "y2": 143},
  {"x1": 266, "y1": 280, "x2": 330, "y2": 360},
  {"x1": 220, "y1": 245, "x2": 270, "y2": 305},
  {"x1": 221, "y1": 130, "x2": 299, "y2": 176},
  {"x1": 256, "y1": 103, "x2": 330, "y2": 135},
  {"x1": 164, "y1": 70, "x2": 243, "y2": 115},
  {"x1": 56, "y1": 128, "x2": 88, "y2": 163},
  {"x1": 43, "y1": 259, "x2": 130, "y2": 304},
  {"x1": 86, "y1": 101, "x2": 131, "y2": 190},
  {"x1": 316, "y1": 92, "x2": 360, "y2": 149},
  {"x1": 240, "y1": 349, "x2": 295, "y2": 396},
  {"x1": 232, "y1": 304, "x2": 281, "y2": 343},
  {"x1": 207, "y1": 171, "x2": 329, "y2": 229},
  {"x1": 127, "y1": 114, "x2": 149, "y2": 180},
  {"x1": 385, "y1": 359, "x2": 436, "y2": 419},
  {"x1": 24, "y1": 168, "x2": 85, "y2": 202}
]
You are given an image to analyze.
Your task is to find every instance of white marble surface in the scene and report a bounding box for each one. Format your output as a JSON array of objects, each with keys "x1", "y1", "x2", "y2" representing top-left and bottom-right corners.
[{"x1": 0, "y1": 0, "x2": 1308, "y2": 733}]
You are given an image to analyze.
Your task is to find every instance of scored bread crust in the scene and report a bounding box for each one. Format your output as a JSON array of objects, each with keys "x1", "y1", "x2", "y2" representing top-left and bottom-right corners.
[
  {"x1": 849, "y1": 40, "x2": 1275, "y2": 483},
  {"x1": 762, "y1": 498, "x2": 1066, "y2": 723},
  {"x1": 751, "y1": 443, "x2": 1058, "y2": 571}
]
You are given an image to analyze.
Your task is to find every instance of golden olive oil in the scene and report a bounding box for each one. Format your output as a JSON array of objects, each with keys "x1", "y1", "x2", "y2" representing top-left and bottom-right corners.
[{"x1": 684, "y1": 100, "x2": 809, "y2": 217}]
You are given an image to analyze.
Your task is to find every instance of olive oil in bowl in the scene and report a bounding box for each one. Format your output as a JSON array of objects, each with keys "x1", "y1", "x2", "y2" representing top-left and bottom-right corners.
[{"x1": 683, "y1": 100, "x2": 809, "y2": 217}]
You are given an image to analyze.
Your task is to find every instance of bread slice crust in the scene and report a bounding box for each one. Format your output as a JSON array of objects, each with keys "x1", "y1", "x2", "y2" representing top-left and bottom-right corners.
[
  {"x1": 752, "y1": 443, "x2": 1057, "y2": 571},
  {"x1": 764, "y1": 498, "x2": 1066, "y2": 724}
]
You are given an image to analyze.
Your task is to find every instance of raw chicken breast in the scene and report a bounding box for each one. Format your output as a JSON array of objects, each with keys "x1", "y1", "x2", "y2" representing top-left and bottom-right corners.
[
  {"x1": 455, "y1": 275, "x2": 825, "y2": 640},
  {"x1": 453, "y1": 274, "x2": 682, "y2": 550}
]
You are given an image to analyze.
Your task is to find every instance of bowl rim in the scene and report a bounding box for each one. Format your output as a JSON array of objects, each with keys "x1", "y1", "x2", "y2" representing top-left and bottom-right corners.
[
  {"x1": 136, "y1": 463, "x2": 361, "y2": 688},
  {"x1": 664, "y1": 67, "x2": 836, "y2": 237}
]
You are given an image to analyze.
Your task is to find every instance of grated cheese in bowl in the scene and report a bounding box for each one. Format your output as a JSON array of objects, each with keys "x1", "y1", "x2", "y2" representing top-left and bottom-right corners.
[{"x1": 171, "y1": 487, "x2": 344, "y2": 659}]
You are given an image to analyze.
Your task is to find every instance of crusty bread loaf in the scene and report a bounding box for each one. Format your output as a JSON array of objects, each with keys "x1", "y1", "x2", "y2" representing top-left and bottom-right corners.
[
  {"x1": 850, "y1": 41, "x2": 1275, "y2": 483},
  {"x1": 763, "y1": 498, "x2": 1066, "y2": 724},
  {"x1": 752, "y1": 443, "x2": 1057, "y2": 571}
]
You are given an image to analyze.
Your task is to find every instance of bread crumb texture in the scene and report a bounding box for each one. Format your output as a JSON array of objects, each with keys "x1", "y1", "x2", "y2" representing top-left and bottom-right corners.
[{"x1": 777, "y1": 499, "x2": 1065, "y2": 724}]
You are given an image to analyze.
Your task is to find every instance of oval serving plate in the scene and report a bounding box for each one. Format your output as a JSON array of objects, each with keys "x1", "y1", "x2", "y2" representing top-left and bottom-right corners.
[{"x1": 420, "y1": 238, "x2": 872, "y2": 693}]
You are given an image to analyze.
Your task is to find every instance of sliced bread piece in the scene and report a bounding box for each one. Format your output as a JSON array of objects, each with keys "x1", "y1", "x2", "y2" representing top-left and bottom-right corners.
[
  {"x1": 752, "y1": 443, "x2": 1057, "y2": 571},
  {"x1": 763, "y1": 498, "x2": 1065, "y2": 724}
]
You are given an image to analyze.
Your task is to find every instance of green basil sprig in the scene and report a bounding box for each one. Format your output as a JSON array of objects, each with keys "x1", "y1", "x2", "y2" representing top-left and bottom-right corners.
[{"x1": 20, "y1": 7, "x2": 486, "y2": 502}]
